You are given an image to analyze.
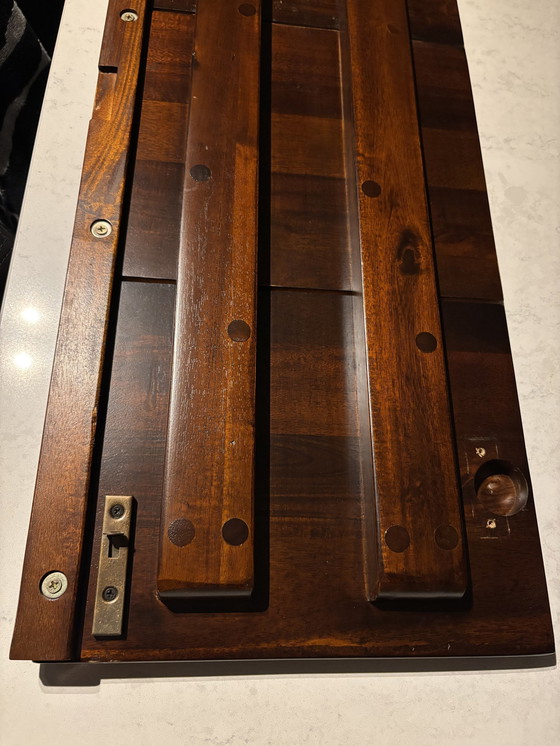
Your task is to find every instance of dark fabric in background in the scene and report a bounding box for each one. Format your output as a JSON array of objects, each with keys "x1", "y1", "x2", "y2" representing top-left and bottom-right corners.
[{"x1": 0, "y1": 0, "x2": 64, "y2": 299}]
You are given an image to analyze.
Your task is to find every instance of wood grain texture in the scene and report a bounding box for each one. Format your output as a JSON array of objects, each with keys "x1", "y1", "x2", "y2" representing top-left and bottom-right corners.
[
  {"x1": 80, "y1": 290, "x2": 554, "y2": 661},
  {"x1": 412, "y1": 40, "x2": 502, "y2": 300},
  {"x1": 154, "y1": 0, "x2": 197, "y2": 12},
  {"x1": 345, "y1": 0, "x2": 468, "y2": 600},
  {"x1": 13, "y1": 0, "x2": 553, "y2": 666},
  {"x1": 123, "y1": 10, "x2": 195, "y2": 281},
  {"x1": 441, "y1": 300, "x2": 553, "y2": 651},
  {"x1": 407, "y1": 0, "x2": 463, "y2": 45},
  {"x1": 270, "y1": 24, "x2": 351, "y2": 290},
  {"x1": 82, "y1": 281, "x2": 175, "y2": 642},
  {"x1": 10, "y1": 0, "x2": 148, "y2": 661},
  {"x1": 271, "y1": 0, "x2": 341, "y2": 29},
  {"x1": 157, "y1": 0, "x2": 261, "y2": 599}
]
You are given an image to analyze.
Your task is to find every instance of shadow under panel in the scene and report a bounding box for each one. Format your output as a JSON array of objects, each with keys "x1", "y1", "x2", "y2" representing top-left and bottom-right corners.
[{"x1": 123, "y1": 9, "x2": 195, "y2": 282}]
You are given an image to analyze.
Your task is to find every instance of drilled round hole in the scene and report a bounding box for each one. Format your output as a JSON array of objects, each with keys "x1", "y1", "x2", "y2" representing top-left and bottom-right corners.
[
  {"x1": 474, "y1": 459, "x2": 529, "y2": 517},
  {"x1": 238, "y1": 3, "x2": 256, "y2": 15},
  {"x1": 434, "y1": 525, "x2": 459, "y2": 550},
  {"x1": 362, "y1": 180, "x2": 382, "y2": 198},
  {"x1": 222, "y1": 518, "x2": 249, "y2": 546},
  {"x1": 168, "y1": 518, "x2": 195, "y2": 547},
  {"x1": 190, "y1": 164, "x2": 211, "y2": 182},
  {"x1": 416, "y1": 332, "x2": 437, "y2": 353},
  {"x1": 228, "y1": 320, "x2": 251, "y2": 342},
  {"x1": 384, "y1": 525, "x2": 410, "y2": 553}
]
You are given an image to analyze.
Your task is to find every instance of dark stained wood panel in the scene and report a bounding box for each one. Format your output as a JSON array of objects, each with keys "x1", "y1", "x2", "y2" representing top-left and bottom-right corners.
[
  {"x1": 412, "y1": 40, "x2": 502, "y2": 300},
  {"x1": 81, "y1": 281, "x2": 175, "y2": 643},
  {"x1": 272, "y1": 0, "x2": 341, "y2": 29},
  {"x1": 422, "y1": 127, "x2": 487, "y2": 192},
  {"x1": 270, "y1": 24, "x2": 351, "y2": 290},
  {"x1": 80, "y1": 290, "x2": 553, "y2": 661},
  {"x1": 272, "y1": 113, "x2": 344, "y2": 178},
  {"x1": 12, "y1": 0, "x2": 553, "y2": 668},
  {"x1": 346, "y1": 0, "x2": 467, "y2": 601},
  {"x1": 10, "y1": 0, "x2": 149, "y2": 662},
  {"x1": 407, "y1": 0, "x2": 463, "y2": 45},
  {"x1": 154, "y1": 0, "x2": 197, "y2": 12},
  {"x1": 157, "y1": 0, "x2": 261, "y2": 600},
  {"x1": 123, "y1": 10, "x2": 195, "y2": 281},
  {"x1": 271, "y1": 174, "x2": 350, "y2": 289},
  {"x1": 441, "y1": 299, "x2": 553, "y2": 652}
]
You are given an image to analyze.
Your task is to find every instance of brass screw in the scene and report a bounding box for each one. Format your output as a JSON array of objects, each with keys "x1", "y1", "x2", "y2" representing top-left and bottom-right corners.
[{"x1": 120, "y1": 10, "x2": 138, "y2": 22}]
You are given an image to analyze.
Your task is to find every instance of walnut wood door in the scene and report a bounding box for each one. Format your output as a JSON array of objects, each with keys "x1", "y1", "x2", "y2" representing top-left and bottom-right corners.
[{"x1": 11, "y1": 0, "x2": 553, "y2": 666}]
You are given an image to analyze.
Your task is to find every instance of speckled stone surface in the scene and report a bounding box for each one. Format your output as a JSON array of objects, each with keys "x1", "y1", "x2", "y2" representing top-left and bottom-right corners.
[{"x1": 0, "y1": 1, "x2": 558, "y2": 743}]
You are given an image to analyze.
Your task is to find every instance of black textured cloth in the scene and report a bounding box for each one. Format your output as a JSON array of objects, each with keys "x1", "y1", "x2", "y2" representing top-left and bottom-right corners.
[{"x1": 0, "y1": 0, "x2": 52, "y2": 297}]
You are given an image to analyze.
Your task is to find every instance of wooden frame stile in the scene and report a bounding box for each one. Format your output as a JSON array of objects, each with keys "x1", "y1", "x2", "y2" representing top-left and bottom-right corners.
[{"x1": 10, "y1": 1, "x2": 149, "y2": 662}]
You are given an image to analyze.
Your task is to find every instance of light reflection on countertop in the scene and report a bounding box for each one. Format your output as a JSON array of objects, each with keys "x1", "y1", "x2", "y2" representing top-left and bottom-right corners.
[
  {"x1": 13, "y1": 352, "x2": 34, "y2": 371},
  {"x1": 21, "y1": 307, "x2": 41, "y2": 324}
]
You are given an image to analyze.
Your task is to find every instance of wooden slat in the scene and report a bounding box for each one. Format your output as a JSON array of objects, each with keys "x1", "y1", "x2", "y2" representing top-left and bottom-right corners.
[
  {"x1": 157, "y1": 1, "x2": 261, "y2": 599},
  {"x1": 123, "y1": 10, "x2": 195, "y2": 281},
  {"x1": 345, "y1": 0, "x2": 468, "y2": 601},
  {"x1": 10, "y1": 0, "x2": 148, "y2": 661}
]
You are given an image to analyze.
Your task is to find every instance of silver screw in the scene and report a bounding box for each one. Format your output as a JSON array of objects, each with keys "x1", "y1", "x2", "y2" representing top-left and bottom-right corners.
[
  {"x1": 120, "y1": 10, "x2": 138, "y2": 22},
  {"x1": 41, "y1": 571, "x2": 68, "y2": 599},
  {"x1": 91, "y1": 219, "x2": 112, "y2": 238}
]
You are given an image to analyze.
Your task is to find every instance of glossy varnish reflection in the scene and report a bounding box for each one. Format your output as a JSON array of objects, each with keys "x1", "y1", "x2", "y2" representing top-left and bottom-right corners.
[
  {"x1": 11, "y1": 0, "x2": 553, "y2": 664},
  {"x1": 10, "y1": 0, "x2": 150, "y2": 662}
]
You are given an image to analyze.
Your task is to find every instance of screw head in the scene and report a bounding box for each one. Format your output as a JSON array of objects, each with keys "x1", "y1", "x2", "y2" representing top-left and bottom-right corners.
[
  {"x1": 110, "y1": 503, "x2": 125, "y2": 519},
  {"x1": 102, "y1": 586, "x2": 119, "y2": 602},
  {"x1": 91, "y1": 219, "x2": 112, "y2": 238},
  {"x1": 41, "y1": 571, "x2": 68, "y2": 599},
  {"x1": 120, "y1": 10, "x2": 138, "y2": 22}
]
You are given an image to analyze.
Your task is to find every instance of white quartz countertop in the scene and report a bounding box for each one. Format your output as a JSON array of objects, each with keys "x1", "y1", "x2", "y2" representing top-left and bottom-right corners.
[{"x1": 0, "y1": 1, "x2": 558, "y2": 743}]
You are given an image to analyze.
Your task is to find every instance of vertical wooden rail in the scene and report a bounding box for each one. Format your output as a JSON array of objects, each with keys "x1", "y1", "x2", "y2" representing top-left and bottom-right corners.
[
  {"x1": 157, "y1": 1, "x2": 261, "y2": 600},
  {"x1": 10, "y1": 1, "x2": 148, "y2": 660},
  {"x1": 345, "y1": 0, "x2": 468, "y2": 601}
]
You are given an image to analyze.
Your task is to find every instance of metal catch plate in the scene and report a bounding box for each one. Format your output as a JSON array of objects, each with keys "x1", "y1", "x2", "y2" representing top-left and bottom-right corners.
[{"x1": 92, "y1": 495, "x2": 133, "y2": 637}]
